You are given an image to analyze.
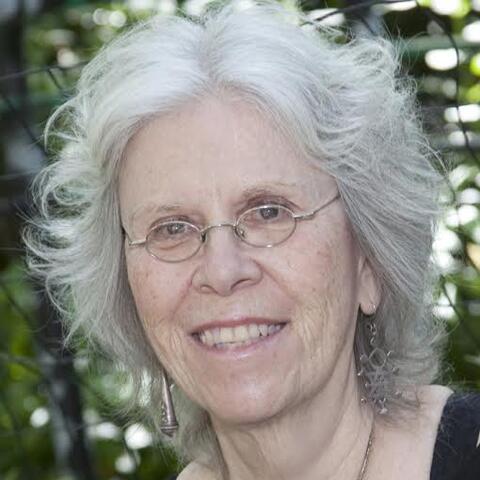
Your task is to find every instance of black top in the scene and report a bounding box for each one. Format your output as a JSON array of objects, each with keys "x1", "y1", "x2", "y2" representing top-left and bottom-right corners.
[
  {"x1": 167, "y1": 392, "x2": 480, "y2": 480},
  {"x1": 430, "y1": 392, "x2": 480, "y2": 479}
]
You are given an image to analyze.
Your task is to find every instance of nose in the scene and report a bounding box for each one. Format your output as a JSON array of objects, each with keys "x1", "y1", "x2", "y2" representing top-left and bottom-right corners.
[{"x1": 191, "y1": 224, "x2": 262, "y2": 296}]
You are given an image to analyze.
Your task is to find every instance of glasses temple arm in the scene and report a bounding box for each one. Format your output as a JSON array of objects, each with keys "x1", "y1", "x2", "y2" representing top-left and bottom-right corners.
[
  {"x1": 122, "y1": 227, "x2": 146, "y2": 247},
  {"x1": 293, "y1": 192, "x2": 340, "y2": 221}
]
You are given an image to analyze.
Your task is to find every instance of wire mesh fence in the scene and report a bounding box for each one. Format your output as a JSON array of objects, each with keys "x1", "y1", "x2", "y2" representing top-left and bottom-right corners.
[{"x1": 1, "y1": 1, "x2": 480, "y2": 479}]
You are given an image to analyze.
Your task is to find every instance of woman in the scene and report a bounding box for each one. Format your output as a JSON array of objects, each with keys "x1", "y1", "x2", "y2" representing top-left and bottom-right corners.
[{"x1": 25, "y1": 1, "x2": 480, "y2": 479}]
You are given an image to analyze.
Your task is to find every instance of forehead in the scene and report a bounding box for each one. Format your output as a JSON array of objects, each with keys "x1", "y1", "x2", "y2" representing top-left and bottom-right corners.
[{"x1": 119, "y1": 95, "x2": 334, "y2": 222}]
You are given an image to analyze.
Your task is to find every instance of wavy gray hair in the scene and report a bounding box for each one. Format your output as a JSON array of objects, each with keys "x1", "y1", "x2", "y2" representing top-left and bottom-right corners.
[{"x1": 24, "y1": 0, "x2": 451, "y2": 475}]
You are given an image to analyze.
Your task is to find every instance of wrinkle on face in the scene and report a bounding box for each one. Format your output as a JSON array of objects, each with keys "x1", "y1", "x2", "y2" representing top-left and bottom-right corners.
[{"x1": 119, "y1": 94, "x2": 374, "y2": 436}]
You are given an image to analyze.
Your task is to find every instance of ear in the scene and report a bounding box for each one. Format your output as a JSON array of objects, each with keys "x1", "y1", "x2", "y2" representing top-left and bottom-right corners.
[{"x1": 357, "y1": 252, "x2": 381, "y2": 315}]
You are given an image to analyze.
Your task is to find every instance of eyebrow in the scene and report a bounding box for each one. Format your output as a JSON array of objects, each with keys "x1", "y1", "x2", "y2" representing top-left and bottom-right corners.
[
  {"x1": 234, "y1": 182, "x2": 299, "y2": 205},
  {"x1": 130, "y1": 202, "x2": 184, "y2": 226},
  {"x1": 129, "y1": 181, "x2": 301, "y2": 226}
]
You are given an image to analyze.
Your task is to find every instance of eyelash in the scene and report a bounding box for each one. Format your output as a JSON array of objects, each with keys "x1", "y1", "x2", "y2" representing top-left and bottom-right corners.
[
  {"x1": 244, "y1": 196, "x2": 293, "y2": 211},
  {"x1": 152, "y1": 197, "x2": 295, "y2": 226}
]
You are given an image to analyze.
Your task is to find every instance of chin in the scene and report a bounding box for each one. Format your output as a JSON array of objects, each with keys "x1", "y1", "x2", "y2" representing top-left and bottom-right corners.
[{"x1": 205, "y1": 386, "x2": 289, "y2": 427}]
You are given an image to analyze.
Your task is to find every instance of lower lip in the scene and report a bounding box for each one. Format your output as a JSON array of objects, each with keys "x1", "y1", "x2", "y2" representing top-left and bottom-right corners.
[{"x1": 190, "y1": 323, "x2": 289, "y2": 359}]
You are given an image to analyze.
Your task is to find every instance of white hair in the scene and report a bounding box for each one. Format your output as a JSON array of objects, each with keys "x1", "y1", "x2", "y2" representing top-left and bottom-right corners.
[{"x1": 24, "y1": 0, "x2": 451, "y2": 475}]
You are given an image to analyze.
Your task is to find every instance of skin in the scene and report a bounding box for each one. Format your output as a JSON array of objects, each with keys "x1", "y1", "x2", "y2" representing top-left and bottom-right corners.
[{"x1": 118, "y1": 95, "x2": 453, "y2": 480}]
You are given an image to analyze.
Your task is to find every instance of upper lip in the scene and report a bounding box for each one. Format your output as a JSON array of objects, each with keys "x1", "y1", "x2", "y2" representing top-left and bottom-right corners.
[{"x1": 190, "y1": 317, "x2": 289, "y2": 335}]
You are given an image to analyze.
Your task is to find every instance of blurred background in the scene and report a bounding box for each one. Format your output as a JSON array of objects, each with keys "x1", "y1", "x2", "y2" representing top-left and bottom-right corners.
[{"x1": 1, "y1": 0, "x2": 480, "y2": 478}]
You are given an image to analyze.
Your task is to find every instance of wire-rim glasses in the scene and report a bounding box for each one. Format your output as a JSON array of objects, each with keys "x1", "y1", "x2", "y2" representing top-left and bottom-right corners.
[{"x1": 126, "y1": 192, "x2": 340, "y2": 263}]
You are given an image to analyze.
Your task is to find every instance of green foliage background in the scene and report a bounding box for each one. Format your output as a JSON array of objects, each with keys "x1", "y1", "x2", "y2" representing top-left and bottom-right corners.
[{"x1": 1, "y1": 0, "x2": 480, "y2": 478}]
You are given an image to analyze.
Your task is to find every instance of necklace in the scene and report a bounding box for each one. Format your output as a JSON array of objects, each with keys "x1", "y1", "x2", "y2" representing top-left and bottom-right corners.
[{"x1": 357, "y1": 421, "x2": 375, "y2": 480}]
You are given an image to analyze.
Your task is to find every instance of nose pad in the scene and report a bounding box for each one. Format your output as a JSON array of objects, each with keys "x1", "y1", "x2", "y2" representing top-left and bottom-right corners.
[{"x1": 235, "y1": 225, "x2": 246, "y2": 240}]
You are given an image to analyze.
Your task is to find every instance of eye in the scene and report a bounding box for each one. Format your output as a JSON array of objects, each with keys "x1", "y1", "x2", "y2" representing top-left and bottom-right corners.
[
  {"x1": 258, "y1": 206, "x2": 281, "y2": 220},
  {"x1": 149, "y1": 221, "x2": 197, "y2": 242},
  {"x1": 165, "y1": 222, "x2": 188, "y2": 235},
  {"x1": 241, "y1": 204, "x2": 292, "y2": 226}
]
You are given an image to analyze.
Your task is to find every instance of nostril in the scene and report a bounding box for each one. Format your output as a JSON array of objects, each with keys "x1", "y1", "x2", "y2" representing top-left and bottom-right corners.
[{"x1": 199, "y1": 284, "x2": 215, "y2": 294}]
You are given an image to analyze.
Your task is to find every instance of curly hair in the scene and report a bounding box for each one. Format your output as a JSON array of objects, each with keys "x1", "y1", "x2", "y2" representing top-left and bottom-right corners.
[{"x1": 24, "y1": 0, "x2": 451, "y2": 475}]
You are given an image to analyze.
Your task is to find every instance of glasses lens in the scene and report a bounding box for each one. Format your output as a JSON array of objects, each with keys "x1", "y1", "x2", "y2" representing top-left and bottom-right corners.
[
  {"x1": 146, "y1": 221, "x2": 201, "y2": 262},
  {"x1": 238, "y1": 205, "x2": 295, "y2": 247}
]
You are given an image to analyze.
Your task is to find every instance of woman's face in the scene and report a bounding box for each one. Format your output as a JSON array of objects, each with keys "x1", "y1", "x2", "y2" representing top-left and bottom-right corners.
[{"x1": 119, "y1": 95, "x2": 378, "y2": 426}]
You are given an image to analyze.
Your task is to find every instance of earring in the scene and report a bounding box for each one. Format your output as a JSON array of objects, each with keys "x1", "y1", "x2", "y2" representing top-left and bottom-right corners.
[
  {"x1": 357, "y1": 303, "x2": 399, "y2": 415},
  {"x1": 160, "y1": 367, "x2": 179, "y2": 437}
]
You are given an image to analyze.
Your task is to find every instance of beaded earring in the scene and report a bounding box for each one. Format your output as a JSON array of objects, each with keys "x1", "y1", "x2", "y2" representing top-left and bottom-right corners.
[{"x1": 357, "y1": 303, "x2": 400, "y2": 415}]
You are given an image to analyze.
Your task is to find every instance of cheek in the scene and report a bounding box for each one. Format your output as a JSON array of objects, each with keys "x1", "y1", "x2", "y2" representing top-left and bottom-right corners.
[
  {"x1": 126, "y1": 259, "x2": 203, "y2": 396},
  {"x1": 286, "y1": 220, "x2": 359, "y2": 362},
  {"x1": 292, "y1": 251, "x2": 343, "y2": 362},
  {"x1": 125, "y1": 258, "x2": 185, "y2": 359},
  {"x1": 128, "y1": 263, "x2": 155, "y2": 307}
]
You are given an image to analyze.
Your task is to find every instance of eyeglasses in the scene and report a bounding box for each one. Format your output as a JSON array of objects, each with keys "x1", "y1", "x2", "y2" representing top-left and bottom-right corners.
[{"x1": 125, "y1": 192, "x2": 340, "y2": 263}]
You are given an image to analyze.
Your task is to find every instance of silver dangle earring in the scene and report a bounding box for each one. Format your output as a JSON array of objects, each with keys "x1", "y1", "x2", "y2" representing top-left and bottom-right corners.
[
  {"x1": 357, "y1": 303, "x2": 399, "y2": 415},
  {"x1": 160, "y1": 367, "x2": 179, "y2": 437}
]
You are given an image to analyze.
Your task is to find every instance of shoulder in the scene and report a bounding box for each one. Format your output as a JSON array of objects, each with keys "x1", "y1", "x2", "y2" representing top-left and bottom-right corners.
[
  {"x1": 415, "y1": 384, "x2": 455, "y2": 410},
  {"x1": 177, "y1": 461, "x2": 218, "y2": 480},
  {"x1": 369, "y1": 385, "x2": 455, "y2": 479},
  {"x1": 430, "y1": 387, "x2": 480, "y2": 480},
  {"x1": 398, "y1": 384, "x2": 455, "y2": 431}
]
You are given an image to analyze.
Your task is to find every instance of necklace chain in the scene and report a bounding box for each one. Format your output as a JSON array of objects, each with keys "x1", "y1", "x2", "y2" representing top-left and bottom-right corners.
[{"x1": 357, "y1": 421, "x2": 374, "y2": 480}]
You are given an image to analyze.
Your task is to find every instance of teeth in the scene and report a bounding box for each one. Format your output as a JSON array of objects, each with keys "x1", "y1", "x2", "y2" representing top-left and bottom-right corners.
[
  {"x1": 204, "y1": 330, "x2": 214, "y2": 346},
  {"x1": 267, "y1": 324, "x2": 280, "y2": 335},
  {"x1": 233, "y1": 325, "x2": 248, "y2": 341},
  {"x1": 197, "y1": 323, "x2": 284, "y2": 348}
]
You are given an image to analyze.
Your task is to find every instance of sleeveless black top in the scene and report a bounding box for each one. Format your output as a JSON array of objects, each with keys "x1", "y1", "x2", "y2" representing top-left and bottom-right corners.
[
  {"x1": 430, "y1": 392, "x2": 480, "y2": 479},
  {"x1": 168, "y1": 392, "x2": 480, "y2": 480}
]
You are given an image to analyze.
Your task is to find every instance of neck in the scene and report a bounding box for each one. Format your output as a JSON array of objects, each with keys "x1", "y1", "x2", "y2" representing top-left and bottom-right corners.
[{"x1": 210, "y1": 358, "x2": 375, "y2": 480}]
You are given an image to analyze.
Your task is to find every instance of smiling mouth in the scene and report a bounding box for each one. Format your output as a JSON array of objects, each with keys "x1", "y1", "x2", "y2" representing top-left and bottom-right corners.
[{"x1": 192, "y1": 322, "x2": 287, "y2": 349}]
